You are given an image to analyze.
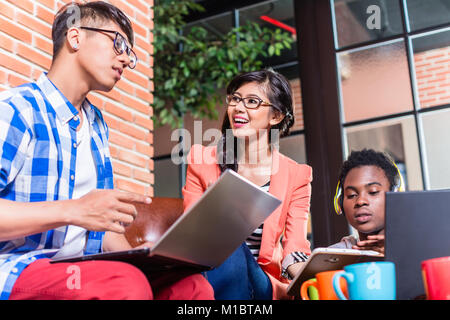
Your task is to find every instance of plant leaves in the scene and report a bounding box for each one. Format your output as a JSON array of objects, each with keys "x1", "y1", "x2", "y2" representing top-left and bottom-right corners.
[{"x1": 153, "y1": 0, "x2": 294, "y2": 129}]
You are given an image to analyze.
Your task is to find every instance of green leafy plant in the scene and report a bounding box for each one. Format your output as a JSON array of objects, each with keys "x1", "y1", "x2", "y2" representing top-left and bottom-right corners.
[{"x1": 152, "y1": 0, "x2": 295, "y2": 128}]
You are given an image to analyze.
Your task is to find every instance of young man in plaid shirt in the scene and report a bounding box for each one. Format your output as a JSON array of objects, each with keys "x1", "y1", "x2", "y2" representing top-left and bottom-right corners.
[{"x1": 0, "y1": 1, "x2": 213, "y2": 300}]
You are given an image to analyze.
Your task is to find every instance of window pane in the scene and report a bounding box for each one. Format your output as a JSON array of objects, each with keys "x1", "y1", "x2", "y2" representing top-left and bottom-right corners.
[
  {"x1": 278, "y1": 133, "x2": 312, "y2": 243},
  {"x1": 421, "y1": 109, "x2": 450, "y2": 189},
  {"x1": 412, "y1": 28, "x2": 450, "y2": 109},
  {"x1": 344, "y1": 116, "x2": 423, "y2": 191},
  {"x1": 154, "y1": 158, "x2": 181, "y2": 198},
  {"x1": 239, "y1": 0, "x2": 304, "y2": 131},
  {"x1": 273, "y1": 61, "x2": 299, "y2": 80},
  {"x1": 185, "y1": 12, "x2": 233, "y2": 41},
  {"x1": 338, "y1": 40, "x2": 414, "y2": 122},
  {"x1": 239, "y1": 0, "x2": 297, "y2": 67},
  {"x1": 333, "y1": 0, "x2": 403, "y2": 48},
  {"x1": 263, "y1": 74, "x2": 306, "y2": 131},
  {"x1": 407, "y1": 0, "x2": 450, "y2": 32},
  {"x1": 279, "y1": 133, "x2": 306, "y2": 164}
]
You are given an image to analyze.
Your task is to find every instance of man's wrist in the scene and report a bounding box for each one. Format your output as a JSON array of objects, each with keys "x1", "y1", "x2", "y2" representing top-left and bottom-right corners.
[{"x1": 59, "y1": 198, "x2": 77, "y2": 226}]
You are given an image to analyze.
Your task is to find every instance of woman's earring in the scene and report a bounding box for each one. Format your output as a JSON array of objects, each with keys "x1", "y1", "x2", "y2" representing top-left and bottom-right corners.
[{"x1": 73, "y1": 43, "x2": 78, "y2": 50}]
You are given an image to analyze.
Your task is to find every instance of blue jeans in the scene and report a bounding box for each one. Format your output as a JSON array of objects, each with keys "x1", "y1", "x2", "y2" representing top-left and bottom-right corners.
[{"x1": 205, "y1": 243, "x2": 272, "y2": 300}]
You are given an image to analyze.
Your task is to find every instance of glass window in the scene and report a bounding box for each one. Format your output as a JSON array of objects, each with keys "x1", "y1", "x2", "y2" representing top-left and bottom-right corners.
[
  {"x1": 270, "y1": 76, "x2": 307, "y2": 131},
  {"x1": 332, "y1": 0, "x2": 404, "y2": 49},
  {"x1": 278, "y1": 133, "x2": 312, "y2": 243},
  {"x1": 185, "y1": 12, "x2": 233, "y2": 41},
  {"x1": 344, "y1": 116, "x2": 423, "y2": 191},
  {"x1": 420, "y1": 109, "x2": 450, "y2": 189},
  {"x1": 279, "y1": 133, "x2": 306, "y2": 164},
  {"x1": 412, "y1": 28, "x2": 450, "y2": 109},
  {"x1": 154, "y1": 1, "x2": 307, "y2": 200},
  {"x1": 154, "y1": 158, "x2": 181, "y2": 198},
  {"x1": 239, "y1": 0, "x2": 297, "y2": 67},
  {"x1": 273, "y1": 62, "x2": 299, "y2": 80},
  {"x1": 338, "y1": 40, "x2": 414, "y2": 123},
  {"x1": 239, "y1": 1, "x2": 305, "y2": 132},
  {"x1": 407, "y1": 0, "x2": 450, "y2": 32}
]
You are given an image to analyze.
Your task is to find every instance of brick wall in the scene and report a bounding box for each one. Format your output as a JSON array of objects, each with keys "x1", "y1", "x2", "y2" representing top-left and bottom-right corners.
[
  {"x1": 0, "y1": 0, "x2": 154, "y2": 196},
  {"x1": 290, "y1": 78, "x2": 304, "y2": 131},
  {"x1": 414, "y1": 47, "x2": 450, "y2": 108}
]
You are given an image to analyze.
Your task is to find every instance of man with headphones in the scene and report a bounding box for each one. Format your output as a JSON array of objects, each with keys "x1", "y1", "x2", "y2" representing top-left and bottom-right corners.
[{"x1": 329, "y1": 149, "x2": 404, "y2": 255}]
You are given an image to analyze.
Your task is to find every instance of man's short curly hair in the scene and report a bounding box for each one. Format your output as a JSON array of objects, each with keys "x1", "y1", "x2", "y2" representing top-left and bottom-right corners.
[{"x1": 338, "y1": 149, "x2": 401, "y2": 192}]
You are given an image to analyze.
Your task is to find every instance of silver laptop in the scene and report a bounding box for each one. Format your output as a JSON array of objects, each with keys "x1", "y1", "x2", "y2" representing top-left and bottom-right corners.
[{"x1": 52, "y1": 169, "x2": 281, "y2": 271}]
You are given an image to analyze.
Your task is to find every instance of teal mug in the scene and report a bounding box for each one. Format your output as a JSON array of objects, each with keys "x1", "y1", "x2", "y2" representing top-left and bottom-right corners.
[{"x1": 332, "y1": 262, "x2": 396, "y2": 300}]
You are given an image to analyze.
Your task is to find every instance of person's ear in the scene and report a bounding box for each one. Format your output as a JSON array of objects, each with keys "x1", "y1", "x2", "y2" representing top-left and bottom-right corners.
[
  {"x1": 269, "y1": 110, "x2": 285, "y2": 127},
  {"x1": 66, "y1": 27, "x2": 81, "y2": 51}
]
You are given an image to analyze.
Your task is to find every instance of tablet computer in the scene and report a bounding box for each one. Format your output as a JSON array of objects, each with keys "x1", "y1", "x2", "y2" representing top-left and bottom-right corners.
[{"x1": 286, "y1": 247, "x2": 384, "y2": 298}]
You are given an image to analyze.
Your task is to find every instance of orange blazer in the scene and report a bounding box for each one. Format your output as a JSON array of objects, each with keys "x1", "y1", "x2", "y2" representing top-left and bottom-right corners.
[{"x1": 182, "y1": 144, "x2": 313, "y2": 300}]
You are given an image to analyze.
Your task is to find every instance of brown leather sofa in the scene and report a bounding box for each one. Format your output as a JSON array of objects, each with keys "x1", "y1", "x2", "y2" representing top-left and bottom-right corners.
[
  {"x1": 124, "y1": 197, "x2": 184, "y2": 248},
  {"x1": 123, "y1": 197, "x2": 204, "y2": 286}
]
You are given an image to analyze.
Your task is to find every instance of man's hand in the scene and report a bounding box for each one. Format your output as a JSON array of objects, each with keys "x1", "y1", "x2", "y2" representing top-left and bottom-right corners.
[
  {"x1": 67, "y1": 189, "x2": 151, "y2": 234},
  {"x1": 134, "y1": 241, "x2": 155, "y2": 250},
  {"x1": 352, "y1": 234, "x2": 385, "y2": 255}
]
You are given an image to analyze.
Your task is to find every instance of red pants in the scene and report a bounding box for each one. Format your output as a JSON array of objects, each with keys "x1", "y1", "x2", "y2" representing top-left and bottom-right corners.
[{"x1": 9, "y1": 259, "x2": 214, "y2": 300}]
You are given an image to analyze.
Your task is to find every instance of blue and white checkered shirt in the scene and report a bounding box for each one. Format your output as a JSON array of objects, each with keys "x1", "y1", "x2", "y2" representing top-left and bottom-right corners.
[{"x1": 0, "y1": 73, "x2": 114, "y2": 300}]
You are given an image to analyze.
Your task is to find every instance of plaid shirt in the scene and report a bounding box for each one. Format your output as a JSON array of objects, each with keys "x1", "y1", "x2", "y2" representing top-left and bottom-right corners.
[{"x1": 0, "y1": 73, "x2": 114, "y2": 300}]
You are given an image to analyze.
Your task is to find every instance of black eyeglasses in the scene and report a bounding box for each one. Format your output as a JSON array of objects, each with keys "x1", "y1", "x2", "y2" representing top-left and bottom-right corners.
[
  {"x1": 226, "y1": 94, "x2": 273, "y2": 109},
  {"x1": 80, "y1": 27, "x2": 137, "y2": 69}
]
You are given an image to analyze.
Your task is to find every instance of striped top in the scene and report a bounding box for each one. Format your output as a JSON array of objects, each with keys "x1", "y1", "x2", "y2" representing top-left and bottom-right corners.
[
  {"x1": 246, "y1": 180, "x2": 310, "y2": 279},
  {"x1": 245, "y1": 181, "x2": 270, "y2": 258}
]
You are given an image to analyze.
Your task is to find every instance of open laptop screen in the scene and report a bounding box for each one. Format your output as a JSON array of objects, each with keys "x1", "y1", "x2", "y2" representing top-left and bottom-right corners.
[{"x1": 385, "y1": 190, "x2": 450, "y2": 300}]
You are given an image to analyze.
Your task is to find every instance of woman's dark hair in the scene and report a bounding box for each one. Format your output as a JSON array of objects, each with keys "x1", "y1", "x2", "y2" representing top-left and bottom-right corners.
[
  {"x1": 217, "y1": 69, "x2": 295, "y2": 173},
  {"x1": 52, "y1": 1, "x2": 134, "y2": 58},
  {"x1": 338, "y1": 149, "x2": 401, "y2": 209}
]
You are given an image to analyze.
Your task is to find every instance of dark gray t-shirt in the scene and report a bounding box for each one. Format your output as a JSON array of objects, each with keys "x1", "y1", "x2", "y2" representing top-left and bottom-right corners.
[{"x1": 328, "y1": 235, "x2": 358, "y2": 249}]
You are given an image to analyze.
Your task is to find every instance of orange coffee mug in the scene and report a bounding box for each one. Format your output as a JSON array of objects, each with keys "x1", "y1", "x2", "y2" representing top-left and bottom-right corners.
[
  {"x1": 422, "y1": 256, "x2": 450, "y2": 300},
  {"x1": 300, "y1": 270, "x2": 348, "y2": 300}
]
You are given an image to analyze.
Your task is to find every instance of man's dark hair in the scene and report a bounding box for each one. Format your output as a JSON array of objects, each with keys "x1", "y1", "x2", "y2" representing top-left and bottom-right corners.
[
  {"x1": 338, "y1": 149, "x2": 401, "y2": 193},
  {"x1": 51, "y1": 1, "x2": 134, "y2": 58}
]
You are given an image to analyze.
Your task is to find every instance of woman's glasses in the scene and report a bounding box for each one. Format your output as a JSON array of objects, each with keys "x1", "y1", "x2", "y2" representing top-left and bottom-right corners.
[
  {"x1": 80, "y1": 27, "x2": 137, "y2": 69},
  {"x1": 226, "y1": 94, "x2": 273, "y2": 109}
]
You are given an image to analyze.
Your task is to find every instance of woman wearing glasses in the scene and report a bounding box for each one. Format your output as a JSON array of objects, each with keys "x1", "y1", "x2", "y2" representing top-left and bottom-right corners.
[{"x1": 183, "y1": 69, "x2": 313, "y2": 300}]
